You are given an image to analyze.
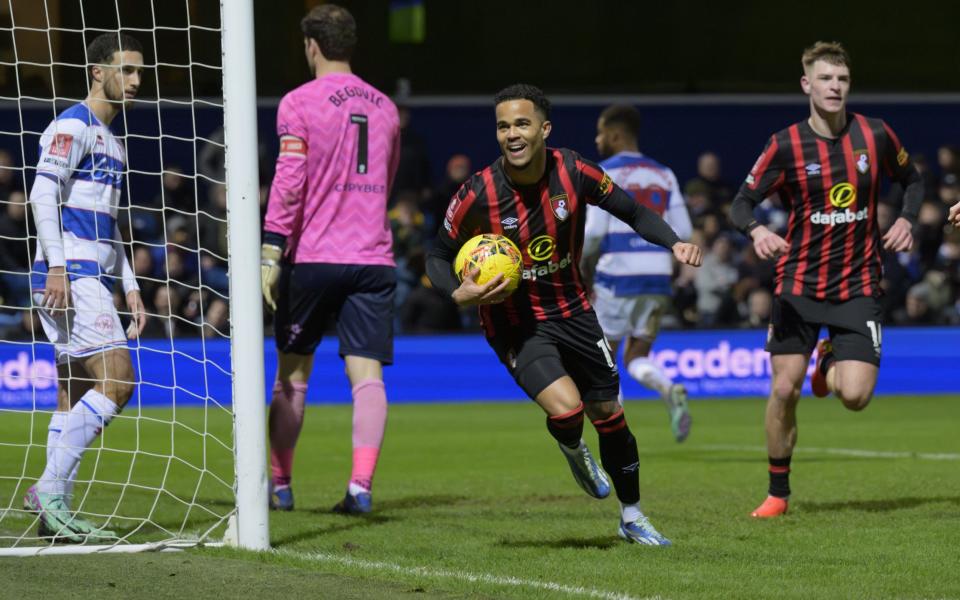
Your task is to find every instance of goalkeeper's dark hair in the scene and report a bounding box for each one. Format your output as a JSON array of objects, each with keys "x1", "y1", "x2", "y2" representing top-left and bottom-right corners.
[
  {"x1": 600, "y1": 104, "x2": 641, "y2": 140},
  {"x1": 494, "y1": 83, "x2": 551, "y2": 120},
  {"x1": 86, "y1": 32, "x2": 143, "y2": 74},
  {"x1": 301, "y1": 4, "x2": 357, "y2": 62}
]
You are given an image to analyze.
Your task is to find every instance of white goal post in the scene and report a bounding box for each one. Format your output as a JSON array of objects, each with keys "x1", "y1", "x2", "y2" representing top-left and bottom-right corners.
[{"x1": 0, "y1": 0, "x2": 268, "y2": 555}]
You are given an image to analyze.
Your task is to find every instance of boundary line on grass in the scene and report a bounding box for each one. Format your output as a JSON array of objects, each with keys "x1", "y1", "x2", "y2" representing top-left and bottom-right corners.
[
  {"x1": 279, "y1": 549, "x2": 653, "y2": 600},
  {"x1": 700, "y1": 444, "x2": 960, "y2": 461}
]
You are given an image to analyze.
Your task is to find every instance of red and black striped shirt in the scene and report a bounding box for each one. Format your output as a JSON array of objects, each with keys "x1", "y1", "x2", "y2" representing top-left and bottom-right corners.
[
  {"x1": 735, "y1": 113, "x2": 918, "y2": 301},
  {"x1": 434, "y1": 147, "x2": 677, "y2": 335}
]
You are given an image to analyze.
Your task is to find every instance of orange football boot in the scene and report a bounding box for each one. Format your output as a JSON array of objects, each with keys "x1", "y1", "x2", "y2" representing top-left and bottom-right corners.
[
  {"x1": 751, "y1": 495, "x2": 789, "y2": 518},
  {"x1": 810, "y1": 338, "x2": 833, "y2": 398}
]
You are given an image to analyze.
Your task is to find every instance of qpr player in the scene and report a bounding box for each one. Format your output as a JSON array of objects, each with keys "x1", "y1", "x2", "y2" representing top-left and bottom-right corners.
[
  {"x1": 24, "y1": 33, "x2": 147, "y2": 543},
  {"x1": 730, "y1": 41, "x2": 923, "y2": 518},
  {"x1": 427, "y1": 84, "x2": 702, "y2": 546}
]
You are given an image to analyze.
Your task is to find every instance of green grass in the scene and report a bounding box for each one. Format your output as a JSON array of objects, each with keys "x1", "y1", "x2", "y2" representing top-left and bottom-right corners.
[{"x1": 2, "y1": 395, "x2": 959, "y2": 599}]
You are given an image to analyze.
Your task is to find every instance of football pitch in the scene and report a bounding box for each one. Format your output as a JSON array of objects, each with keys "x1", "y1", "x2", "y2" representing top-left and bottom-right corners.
[{"x1": 2, "y1": 395, "x2": 958, "y2": 599}]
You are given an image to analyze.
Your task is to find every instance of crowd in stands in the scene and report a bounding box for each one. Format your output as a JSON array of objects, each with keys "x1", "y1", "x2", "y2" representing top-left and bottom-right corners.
[{"x1": 1, "y1": 130, "x2": 959, "y2": 341}]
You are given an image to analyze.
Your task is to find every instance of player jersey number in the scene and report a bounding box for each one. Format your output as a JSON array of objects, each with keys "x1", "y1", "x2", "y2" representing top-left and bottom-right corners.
[{"x1": 350, "y1": 114, "x2": 368, "y2": 174}]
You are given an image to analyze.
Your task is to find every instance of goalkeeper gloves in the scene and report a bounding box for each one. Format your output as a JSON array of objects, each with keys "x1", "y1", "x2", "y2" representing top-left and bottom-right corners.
[{"x1": 260, "y1": 243, "x2": 283, "y2": 312}]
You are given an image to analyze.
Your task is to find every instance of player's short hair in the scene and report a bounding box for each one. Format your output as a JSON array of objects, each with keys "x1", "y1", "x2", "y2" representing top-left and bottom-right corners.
[
  {"x1": 86, "y1": 32, "x2": 143, "y2": 73},
  {"x1": 802, "y1": 41, "x2": 850, "y2": 72},
  {"x1": 301, "y1": 4, "x2": 357, "y2": 62},
  {"x1": 494, "y1": 84, "x2": 551, "y2": 120},
  {"x1": 599, "y1": 104, "x2": 641, "y2": 139}
]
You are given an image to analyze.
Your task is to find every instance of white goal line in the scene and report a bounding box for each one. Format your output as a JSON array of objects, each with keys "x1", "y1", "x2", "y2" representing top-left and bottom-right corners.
[
  {"x1": 699, "y1": 444, "x2": 960, "y2": 461},
  {"x1": 279, "y1": 549, "x2": 653, "y2": 600}
]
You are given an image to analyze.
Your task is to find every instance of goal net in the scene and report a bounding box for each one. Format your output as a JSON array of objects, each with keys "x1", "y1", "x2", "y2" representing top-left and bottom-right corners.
[{"x1": 0, "y1": 0, "x2": 268, "y2": 555}]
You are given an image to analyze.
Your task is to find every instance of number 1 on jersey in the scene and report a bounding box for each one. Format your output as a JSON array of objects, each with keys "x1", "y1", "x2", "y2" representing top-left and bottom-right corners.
[{"x1": 350, "y1": 114, "x2": 368, "y2": 174}]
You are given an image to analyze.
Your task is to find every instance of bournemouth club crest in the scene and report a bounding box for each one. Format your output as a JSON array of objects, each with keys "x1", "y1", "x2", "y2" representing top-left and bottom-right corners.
[{"x1": 550, "y1": 194, "x2": 569, "y2": 221}]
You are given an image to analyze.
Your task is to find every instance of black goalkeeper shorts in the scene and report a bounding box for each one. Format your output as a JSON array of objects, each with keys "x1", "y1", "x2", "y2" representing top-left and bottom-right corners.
[{"x1": 273, "y1": 262, "x2": 396, "y2": 364}]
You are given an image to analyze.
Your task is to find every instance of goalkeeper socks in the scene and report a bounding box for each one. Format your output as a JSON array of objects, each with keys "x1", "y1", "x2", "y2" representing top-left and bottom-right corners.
[
  {"x1": 546, "y1": 402, "x2": 585, "y2": 449},
  {"x1": 592, "y1": 409, "x2": 641, "y2": 504},
  {"x1": 269, "y1": 379, "x2": 307, "y2": 487},
  {"x1": 627, "y1": 357, "x2": 673, "y2": 398},
  {"x1": 768, "y1": 456, "x2": 791, "y2": 498},
  {"x1": 38, "y1": 390, "x2": 118, "y2": 495},
  {"x1": 350, "y1": 379, "x2": 388, "y2": 491}
]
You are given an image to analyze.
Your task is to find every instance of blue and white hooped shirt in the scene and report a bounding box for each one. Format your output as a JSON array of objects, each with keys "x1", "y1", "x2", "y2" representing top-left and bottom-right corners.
[
  {"x1": 31, "y1": 102, "x2": 126, "y2": 290},
  {"x1": 584, "y1": 152, "x2": 693, "y2": 297}
]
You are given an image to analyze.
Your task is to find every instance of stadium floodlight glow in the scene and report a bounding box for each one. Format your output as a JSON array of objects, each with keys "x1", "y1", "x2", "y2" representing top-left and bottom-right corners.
[{"x1": 0, "y1": 0, "x2": 269, "y2": 555}]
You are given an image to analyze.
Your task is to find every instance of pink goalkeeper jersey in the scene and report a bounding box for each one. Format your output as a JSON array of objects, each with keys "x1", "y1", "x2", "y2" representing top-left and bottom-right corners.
[{"x1": 264, "y1": 72, "x2": 400, "y2": 265}]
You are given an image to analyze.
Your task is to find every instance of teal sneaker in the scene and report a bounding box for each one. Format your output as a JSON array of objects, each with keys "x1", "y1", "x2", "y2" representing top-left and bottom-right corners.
[
  {"x1": 619, "y1": 516, "x2": 672, "y2": 546},
  {"x1": 558, "y1": 441, "x2": 611, "y2": 499},
  {"x1": 668, "y1": 384, "x2": 692, "y2": 443},
  {"x1": 24, "y1": 485, "x2": 116, "y2": 543}
]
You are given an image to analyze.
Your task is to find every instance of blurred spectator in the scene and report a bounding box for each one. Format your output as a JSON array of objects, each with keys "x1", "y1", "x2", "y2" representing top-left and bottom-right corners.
[
  {"x1": 141, "y1": 285, "x2": 185, "y2": 339},
  {"x1": 151, "y1": 166, "x2": 195, "y2": 214},
  {"x1": 694, "y1": 234, "x2": 739, "y2": 326},
  {"x1": 391, "y1": 105, "x2": 431, "y2": 206},
  {"x1": 939, "y1": 173, "x2": 959, "y2": 215},
  {"x1": 741, "y1": 287, "x2": 772, "y2": 329},
  {"x1": 892, "y1": 282, "x2": 939, "y2": 325},
  {"x1": 202, "y1": 297, "x2": 230, "y2": 339},
  {"x1": 427, "y1": 154, "x2": 471, "y2": 231},
  {"x1": 400, "y1": 249, "x2": 461, "y2": 332},
  {"x1": 389, "y1": 190, "x2": 426, "y2": 328},
  {"x1": 0, "y1": 191, "x2": 33, "y2": 307},
  {"x1": 0, "y1": 149, "x2": 22, "y2": 199},
  {"x1": 685, "y1": 151, "x2": 734, "y2": 209},
  {"x1": 937, "y1": 144, "x2": 960, "y2": 179}
]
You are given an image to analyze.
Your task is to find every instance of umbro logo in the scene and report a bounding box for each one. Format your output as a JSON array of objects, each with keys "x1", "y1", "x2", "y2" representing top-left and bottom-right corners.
[
  {"x1": 501, "y1": 217, "x2": 519, "y2": 230},
  {"x1": 805, "y1": 163, "x2": 821, "y2": 175}
]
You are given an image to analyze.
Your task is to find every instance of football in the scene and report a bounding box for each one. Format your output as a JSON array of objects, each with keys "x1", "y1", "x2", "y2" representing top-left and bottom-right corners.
[{"x1": 454, "y1": 233, "x2": 523, "y2": 293}]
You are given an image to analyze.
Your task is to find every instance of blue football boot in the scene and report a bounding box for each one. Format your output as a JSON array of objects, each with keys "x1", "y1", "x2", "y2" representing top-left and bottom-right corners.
[
  {"x1": 269, "y1": 483, "x2": 294, "y2": 511},
  {"x1": 332, "y1": 488, "x2": 372, "y2": 515},
  {"x1": 558, "y1": 440, "x2": 611, "y2": 499},
  {"x1": 618, "y1": 516, "x2": 672, "y2": 546}
]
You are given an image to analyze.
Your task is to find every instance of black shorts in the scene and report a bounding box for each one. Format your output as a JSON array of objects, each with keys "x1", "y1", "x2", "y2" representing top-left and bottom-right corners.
[
  {"x1": 766, "y1": 294, "x2": 883, "y2": 366},
  {"x1": 486, "y1": 310, "x2": 620, "y2": 402},
  {"x1": 274, "y1": 262, "x2": 396, "y2": 364}
]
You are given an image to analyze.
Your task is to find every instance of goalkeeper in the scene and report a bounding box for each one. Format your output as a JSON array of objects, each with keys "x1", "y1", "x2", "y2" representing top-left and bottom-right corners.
[
  {"x1": 260, "y1": 4, "x2": 401, "y2": 513},
  {"x1": 24, "y1": 33, "x2": 147, "y2": 543}
]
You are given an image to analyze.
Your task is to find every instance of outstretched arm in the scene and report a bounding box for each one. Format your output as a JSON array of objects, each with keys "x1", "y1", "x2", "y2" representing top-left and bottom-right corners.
[{"x1": 596, "y1": 184, "x2": 702, "y2": 266}]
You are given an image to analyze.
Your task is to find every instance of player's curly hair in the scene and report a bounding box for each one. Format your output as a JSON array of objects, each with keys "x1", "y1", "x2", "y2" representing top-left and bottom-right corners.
[
  {"x1": 86, "y1": 32, "x2": 143, "y2": 73},
  {"x1": 599, "y1": 104, "x2": 641, "y2": 139},
  {"x1": 802, "y1": 41, "x2": 850, "y2": 72},
  {"x1": 301, "y1": 4, "x2": 357, "y2": 62},
  {"x1": 494, "y1": 84, "x2": 551, "y2": 120}
]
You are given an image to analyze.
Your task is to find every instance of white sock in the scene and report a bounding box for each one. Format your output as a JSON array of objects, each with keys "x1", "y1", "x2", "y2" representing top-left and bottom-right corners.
[
  {"x1": 621, "y1": 503, "x2": 643, "y2": 524},
  {"x1": 37, "y1": 390, "x2": 119, "y2": 495},
  {"x1": 627, "y1": 357, "x2": 673, "y2": 405},
  {"x1": 348, "y1": 481, "x2": 369, "y2": 496},
  {"x1": 46, "y1": 412, "x2": 66, "y2": 464},
  {"x1": 42, "y1": 411, "x2": 78, "y2": 500}
]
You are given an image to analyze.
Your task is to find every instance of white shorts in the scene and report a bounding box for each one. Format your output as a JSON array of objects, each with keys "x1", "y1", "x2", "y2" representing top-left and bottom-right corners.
[
  {"x1": 33, "y1": 277, "x2": 127, "y2": 365},
  {"x1": 593, "y1": 286, "x2": 669, "y2": 342}
]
